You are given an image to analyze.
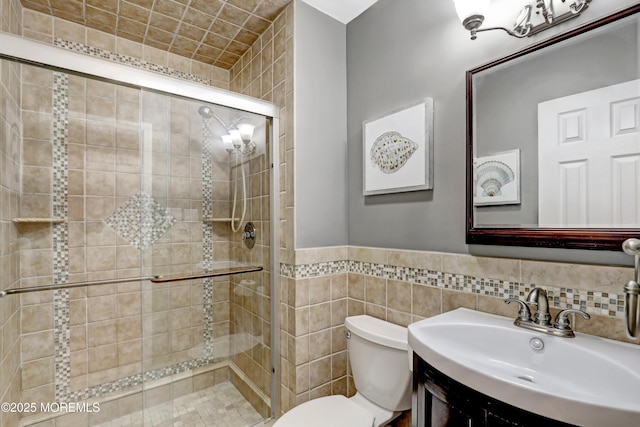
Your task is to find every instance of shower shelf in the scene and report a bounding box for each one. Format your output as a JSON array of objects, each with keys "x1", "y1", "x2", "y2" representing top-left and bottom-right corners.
[
  {"x1": 13, "y1": 217, "x2": 65, "y2": 224},
  {"x1": 204, "y1": 218, "x2": 240, "y2": 223}
]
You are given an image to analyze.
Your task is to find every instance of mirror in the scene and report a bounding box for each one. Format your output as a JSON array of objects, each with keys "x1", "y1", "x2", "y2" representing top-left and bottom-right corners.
[{"x1": 466, "y1": 4, "x2": 640, "y2": 251}]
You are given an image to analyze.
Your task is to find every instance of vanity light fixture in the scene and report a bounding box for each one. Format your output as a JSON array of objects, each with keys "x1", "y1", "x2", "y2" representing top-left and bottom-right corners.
[{"x1": 452, "y1": 0, "x2": 591, "y2": 40}]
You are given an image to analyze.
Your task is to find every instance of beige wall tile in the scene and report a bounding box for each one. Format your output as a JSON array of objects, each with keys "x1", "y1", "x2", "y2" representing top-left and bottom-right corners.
[
  {"x1": 309, "y1": 356, "x2": 330, "y2": 389},
  {"x1": 348, "y1": 273, "x2": 364, "y2": 300},
  {"x1": 331, "y1": 326, "x2": 347, "y2": 353},
  {"x1": 348, "y1": 299, "x2": 364, "y2": 317},
  {"x1": 23, "y1": 8, "x2": 52, "y2": 35},
  {"x1": 294, "y1": 307, "x2": 308, "y2": 336},
  {"x1": 308, "y1": 276, "x2": 330, "y2": 304},
  {"x1": 521, "y1": 260, "x2": 631, "y2": 293},
  {"x1": 86, "y1": 28, "x2": 115, "y2": 50},
  {"x1": 294, "y1": 335, "x2": 309, "y2": 365},
  {"x1": 54, "y1": 17, "x2": 85, "y2": 43},
  {"x1": 443, "y1": 253, "x2": 521, "y2": 282},
  {"x1": 388, "y1": 249, "x2": 442, "y2": 271},
  {"x1": 22, "y1": 357, "x2": 54, "y2": 389},
  {"x1": 117, "y1": 316, "x2": 142, "y2": 342},
  {"x1": 332, "y1": 273, "x2": 347, "y2": 299},
  {"x1": 574, "y1": 313, "x2": 638, "y2": 344},
  {"x1": 387, "y1": 309, "x2": 411, "y2": 327},
  {"x1": 331, "y1": 298, "x2": 347, "y2": 328},
  {"x1": 21, "y1": 303, "x2": 53, "y2": 333},
  {"x1": 477, "y1": 294, "x2": 514, "y2": 318},
  {"x1": 87, "y1": 319, "x2": 117, "y2": 347},
  {"x1": 309, "y1": 303, "x2": 330, "y2": 333},
  {"x1": 412, "y1": 284, "x2": 441, "y2": 318},
  {"x1": 20, "y1": 249, "x2": 53, "y2": 277},
  {"x1": 348, "y1": 246, "x2": 387, "y2": 264},
  {"x1": 295, "y1": 246, "x2": 347, "y2": 264},
  {"x1": 388, "y1": 279, "x2": 411, "y2": 313},
  {"x1": 22, "y1": 330, "x2": 54, "y2": 361},
  {"x1": 365, "y1": 276, "x2": 386, "y2": 306},
  {"x1": 308, "y1": 329, "x2": 330, "y2": 361},
  {"x1": 442, "y1": 289, "x2": 476, "y2": 313},
  {"x1": 87, "y1": 295, "x2": 117, "y2": 322}
]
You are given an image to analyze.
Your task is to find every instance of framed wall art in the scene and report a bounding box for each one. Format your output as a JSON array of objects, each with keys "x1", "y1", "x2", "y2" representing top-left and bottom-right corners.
[
  {"x1": 473, "y1": 149, "x2": 521, "y2": 206},
  {"x1": 363, "y1": 98, "x2": 434, "y2": 196}
]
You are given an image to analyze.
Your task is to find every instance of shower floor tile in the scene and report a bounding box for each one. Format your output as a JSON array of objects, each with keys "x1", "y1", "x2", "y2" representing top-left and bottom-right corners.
[{"x1": 95, "y1": 382, "x2": 263, "y2": 427}]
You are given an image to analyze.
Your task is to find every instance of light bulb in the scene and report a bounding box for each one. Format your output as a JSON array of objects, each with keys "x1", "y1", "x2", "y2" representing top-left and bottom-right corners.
[
  {"x1": 229, "y1": 129, "x2": 243, "y2": 148},
  {"x1": 237, "y1": 122, "x2": 255, "y2": 143},
  {"x1": 452, "y1": 0, "x2": 490, "y2": 23},
  {"x1": 221, "y1": 134, "x2": 233, "y2": 147}
]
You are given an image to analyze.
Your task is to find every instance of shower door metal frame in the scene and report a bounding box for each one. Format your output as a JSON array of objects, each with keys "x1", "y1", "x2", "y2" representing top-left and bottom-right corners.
[{"x1": 0, "y1": 32, "x2": 281, "y2": 421}]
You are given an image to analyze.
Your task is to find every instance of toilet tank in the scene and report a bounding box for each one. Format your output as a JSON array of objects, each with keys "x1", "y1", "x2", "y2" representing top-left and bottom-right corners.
[{"x1": 345, "y1": 315, "x2": 412, "y2": 411}]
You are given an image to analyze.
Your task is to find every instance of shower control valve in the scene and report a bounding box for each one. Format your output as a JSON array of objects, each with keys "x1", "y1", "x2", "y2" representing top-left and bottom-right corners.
[{"x1": 243, "y1": 222, "x2": 256, "y2": 249}]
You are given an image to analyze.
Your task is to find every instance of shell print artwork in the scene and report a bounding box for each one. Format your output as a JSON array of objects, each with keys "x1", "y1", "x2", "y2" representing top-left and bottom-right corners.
[
  {"x1": 474, "y1": 160, "x2": 515, "y2": 197},
  {"x1": 370, "y1": 131, "x2": 418, "y2": 174}
]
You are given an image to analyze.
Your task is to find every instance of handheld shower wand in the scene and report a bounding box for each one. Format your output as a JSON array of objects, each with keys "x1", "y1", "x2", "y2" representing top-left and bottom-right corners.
[
  {"x1": 622, "y1": 238, "x2": 640, "y2": 338},
  {"x1": 199, "y1": 105, "x2": 255, "y2": 233}
]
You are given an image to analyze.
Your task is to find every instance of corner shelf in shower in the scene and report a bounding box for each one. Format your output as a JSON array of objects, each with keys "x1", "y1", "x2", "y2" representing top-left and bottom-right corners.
[{"x1": 13, "y1": 217, "x2": 65, "y2": 224}]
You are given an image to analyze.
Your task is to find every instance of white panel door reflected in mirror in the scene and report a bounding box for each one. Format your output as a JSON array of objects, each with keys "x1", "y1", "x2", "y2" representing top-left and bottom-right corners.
[{"x1": 538, "y1": 79, "x2": 640, "y2": 228}]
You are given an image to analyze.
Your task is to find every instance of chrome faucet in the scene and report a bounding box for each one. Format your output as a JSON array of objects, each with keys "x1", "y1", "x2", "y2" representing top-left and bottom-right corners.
[
  {"x1": 526, "y1": 288, "x2": 552, "y2": 326},
  {"x1": 505, "y1": 288, "x2": 590, "y2": 338}
]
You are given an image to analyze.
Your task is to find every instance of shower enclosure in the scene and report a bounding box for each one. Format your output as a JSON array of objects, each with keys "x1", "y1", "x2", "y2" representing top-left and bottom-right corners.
[{"x1": 0, "y1": 33, "x2": 279, "y2": 427}]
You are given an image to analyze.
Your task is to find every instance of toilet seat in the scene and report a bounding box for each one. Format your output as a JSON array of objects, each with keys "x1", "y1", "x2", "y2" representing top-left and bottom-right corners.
[{"x1": 273, "y1": 395, "x2": 374, "y2": 427}]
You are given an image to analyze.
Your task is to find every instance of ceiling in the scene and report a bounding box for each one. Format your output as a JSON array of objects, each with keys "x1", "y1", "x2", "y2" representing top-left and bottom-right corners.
[
  {"x1": 20, "y1": 0, "x2": 292, "y2": 69},
  {"x1": 19, "y1": 0, "x2": 379, "y2": 70},
  {"x1": 300, "y1": 0, "x2": 379, "y2": 24}
]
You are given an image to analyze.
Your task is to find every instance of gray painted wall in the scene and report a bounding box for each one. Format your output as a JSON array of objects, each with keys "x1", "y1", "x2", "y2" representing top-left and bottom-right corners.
[
  {"x1": 294, "y1": 0, "x2": 348, "y2": 248},
  {"x1": 346, "y1": 0, "x2": 637, "y2": 265}
]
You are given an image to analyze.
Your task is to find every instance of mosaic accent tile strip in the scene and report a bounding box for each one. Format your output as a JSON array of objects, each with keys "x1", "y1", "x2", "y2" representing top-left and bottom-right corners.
[
  {"x1": 202, "y1": 117, "x2": 215, "y2": 360},
  {"x1": 53, "y1": 289, "x2": 71, "y2": 398},
  {"x1": 280, "y1": 260, "x2": 625, "y2": 318},
  {"x1": 104, "y1": 192, "x2": 177, "y2": 251},
  {"x1": 280, "y1": 260, "x2": 348, "y2": 278},
  {"x1": 65, "y1": 355, "x2": 216, "y2": 401},
  {"x1": 54, "y1": 38, "x2": 212, "y2": 86},
  {"x1": 52, "y1": 72, "x2": 70, "y2": 284},
  {"x1": 52, "y1": 72, "x2": 72, "y2": 399}
]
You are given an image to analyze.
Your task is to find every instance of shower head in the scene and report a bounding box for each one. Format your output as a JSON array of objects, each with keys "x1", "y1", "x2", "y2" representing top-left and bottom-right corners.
[{"x1": 198, "y1": 105, "x2": 213, "y2": 119}]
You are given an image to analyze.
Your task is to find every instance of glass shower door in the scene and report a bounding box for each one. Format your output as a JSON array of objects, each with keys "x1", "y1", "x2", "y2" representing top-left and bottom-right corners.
[{"x1": 137, "y1": 89, "x2": 272, "y2": 426}]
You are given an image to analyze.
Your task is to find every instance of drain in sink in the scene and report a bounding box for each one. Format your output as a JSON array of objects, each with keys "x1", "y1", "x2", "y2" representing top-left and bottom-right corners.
[{"x1": 516, "y1": 375, "x2": 535, "y2": 383}]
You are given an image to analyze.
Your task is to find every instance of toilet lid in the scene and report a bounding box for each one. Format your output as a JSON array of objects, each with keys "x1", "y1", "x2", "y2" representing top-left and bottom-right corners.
[{"x1": 274, "y1": 395, "x2": 374, "y2": 427}]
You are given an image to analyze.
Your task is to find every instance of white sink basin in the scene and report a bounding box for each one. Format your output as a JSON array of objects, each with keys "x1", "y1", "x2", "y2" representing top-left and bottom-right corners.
[{"x1": 408, "y1": 308, "x2": 640, "y2": 427}]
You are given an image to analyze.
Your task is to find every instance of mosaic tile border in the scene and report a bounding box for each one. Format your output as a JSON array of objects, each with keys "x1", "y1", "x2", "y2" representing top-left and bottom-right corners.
[
  {"x1": 52, "y1": 72, "x2": 72, "y2": 399},
  {"x1": 54, "y1": 38, "x2": 212, "y2": 86},
  {"x1": 202, "y1": 117, "x2": 215, "y2": 360},
  {"x1": 65, "y1": 356, "x2": 217, "y2": 401},
  {"x1": 280, "y1": 260, "x2": 625, "y2": 318}
]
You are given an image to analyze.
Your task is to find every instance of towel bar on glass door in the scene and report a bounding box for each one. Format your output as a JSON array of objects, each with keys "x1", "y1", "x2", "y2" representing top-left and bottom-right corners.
[
  {"x1": 0, "y1": 265, "x2": 263, "y2": 297},
  {"x1": 148, "y1": 266, "x2": 263, "y2": 283}
]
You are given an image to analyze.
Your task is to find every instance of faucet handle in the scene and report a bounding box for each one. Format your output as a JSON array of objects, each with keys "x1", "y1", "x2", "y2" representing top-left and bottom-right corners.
[
  {"x1": 505, "y1": 298, "x2": 532, "y2": 321},
  {"x1": 554, "y1": 309, "x2": 590, "y2": 331}
]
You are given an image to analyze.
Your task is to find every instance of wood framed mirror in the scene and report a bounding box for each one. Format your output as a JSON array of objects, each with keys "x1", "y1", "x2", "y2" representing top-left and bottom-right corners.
[{"x1": 466, "y1": 4, "x2": 640, "y2": 251}]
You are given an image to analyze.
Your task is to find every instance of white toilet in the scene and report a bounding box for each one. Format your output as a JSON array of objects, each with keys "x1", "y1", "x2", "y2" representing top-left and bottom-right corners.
[{"x1": 274, "y1": 315, "x2": 412, "y2": 427}]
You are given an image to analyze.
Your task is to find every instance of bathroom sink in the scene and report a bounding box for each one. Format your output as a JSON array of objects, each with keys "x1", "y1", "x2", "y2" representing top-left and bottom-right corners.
[{"x1": 408, "y1": 308, "x2": 640, "y2": 427}]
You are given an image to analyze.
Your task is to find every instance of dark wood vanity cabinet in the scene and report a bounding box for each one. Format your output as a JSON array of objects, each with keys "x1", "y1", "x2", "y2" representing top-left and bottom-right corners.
[{"x1": 412, "y1": 354, "x2": 576, "y2": 427}]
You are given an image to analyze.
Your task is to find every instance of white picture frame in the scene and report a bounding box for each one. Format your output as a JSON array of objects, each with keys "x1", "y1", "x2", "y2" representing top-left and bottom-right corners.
[
  {"x1": 473, "y1": 149, "x2": 521, "y2": 206},
  {"x1": 363, "y1": 98, "x2": 434, "y2": 196}
]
